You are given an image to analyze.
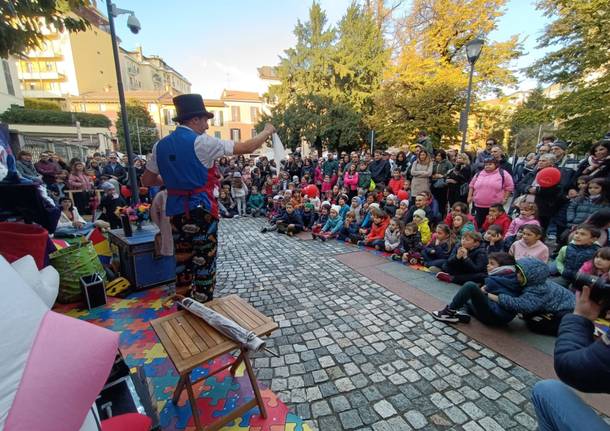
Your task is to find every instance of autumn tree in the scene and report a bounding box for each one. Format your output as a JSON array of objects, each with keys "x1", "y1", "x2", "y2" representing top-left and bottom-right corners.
[
  {"x1": 527, "y1": 0, "x2": 610, "y2": 149},
  {"x1": 115, "y1": 100, "x2": 159, "y2": 155},
  {"x1": 509, "y1": 87, "x2": 553, "y2": 155},
  {"x1": 1, "y1": 0, "x2": 90, "y2": 58},
  {"x1": 371, "y1": 0, "x2": 522, "y2": 150},
  {"x1": 263, "y1": 2, "x2": 387, "y2": 152}
]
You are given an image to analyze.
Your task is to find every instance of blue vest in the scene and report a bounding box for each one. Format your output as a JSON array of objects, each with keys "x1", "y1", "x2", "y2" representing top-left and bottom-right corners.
[{"x1": 156, "y1": 126, "x2": 210, "y2": 216}]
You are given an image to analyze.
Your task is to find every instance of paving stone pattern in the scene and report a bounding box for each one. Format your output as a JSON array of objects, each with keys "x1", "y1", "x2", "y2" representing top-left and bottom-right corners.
[{"x1": 215, "y1": 218, "x2": 542, "y2": 430}]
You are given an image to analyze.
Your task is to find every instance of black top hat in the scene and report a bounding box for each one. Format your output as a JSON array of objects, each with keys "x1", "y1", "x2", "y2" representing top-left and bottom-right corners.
[{"x1": 172, "y1": 94, "x2": 214, "y2": 122}]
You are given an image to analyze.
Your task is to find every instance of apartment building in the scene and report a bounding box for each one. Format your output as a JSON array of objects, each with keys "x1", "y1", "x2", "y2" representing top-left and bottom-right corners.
[{"x1": 120, "y1": 47, "x2": 191, "y2": 94}]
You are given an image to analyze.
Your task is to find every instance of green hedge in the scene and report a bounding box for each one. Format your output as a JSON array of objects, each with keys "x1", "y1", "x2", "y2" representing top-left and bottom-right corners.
[
  {"x1": 0, "y1": 106, "x2": 111, "y2": 127},
  {"x1": 24, "y1": 98, "x2": 62, "y2": 111}
]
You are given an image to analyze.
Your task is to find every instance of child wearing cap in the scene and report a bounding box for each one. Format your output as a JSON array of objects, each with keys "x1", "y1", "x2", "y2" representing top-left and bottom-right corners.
[
  {"x1": 384, "y1": 217, "x2": 402, "y2": 252},
  {"x1": 383, "y1": 194, "x2": 397, "y2": 217},
  {"x1": 313, "y1": 204, "x2": 343, "y2": 241},
  {"x1": 99, "y1": 181, "x2": 127, "y2": 229},
  {"x1": 301, "y1": 202, "x2": 316, "y2": 231},
  {"x1": 412, "y1": 208, "x2": 431, "y2": 244}
]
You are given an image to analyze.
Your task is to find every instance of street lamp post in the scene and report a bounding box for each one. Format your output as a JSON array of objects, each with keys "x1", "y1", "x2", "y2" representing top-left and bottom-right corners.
[
  {"x1": 460, "y1": 37, "x2": 484, "y2": 153},
  {"x1": 106, "y1": 0, "x2": 141, "y2": 204}
]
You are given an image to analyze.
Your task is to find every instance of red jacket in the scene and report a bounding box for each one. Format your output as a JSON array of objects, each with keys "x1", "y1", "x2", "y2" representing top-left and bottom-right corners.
[
  {"x1": 482, "y1": 212, "x2": 512, "y2": 236},
  {"x1": 366, "y1": 217, "x2": 390, "y2": 242},
  {"x1": 388, "y1": 178, "x2": 405, "y2": 195}
]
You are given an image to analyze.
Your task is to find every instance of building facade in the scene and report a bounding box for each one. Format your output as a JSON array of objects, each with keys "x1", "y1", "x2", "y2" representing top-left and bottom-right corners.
[
  {"x1": 16, "y1": 8, "x2": 117, "y2": 99},
  {"x1": 0, "y1": 56, "x2": 24, "y2": 112},
  {"x1": 119, "y1": 47, "x2": 191, "y2": 94}
]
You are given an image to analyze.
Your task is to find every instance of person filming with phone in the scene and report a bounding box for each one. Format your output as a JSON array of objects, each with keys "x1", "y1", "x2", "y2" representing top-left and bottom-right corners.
[{"x1": 531, "y1": 271, "x2": 610, "y2": 431}]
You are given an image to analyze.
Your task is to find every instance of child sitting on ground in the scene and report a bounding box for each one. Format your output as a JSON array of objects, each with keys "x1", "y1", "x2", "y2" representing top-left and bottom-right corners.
[
  {"x1": 489, "y1": 257, "x2": 575, "y2": 336},
  {"x1": 505, "y1": 201, "x2": 540, "y2": 239},
  {"x1": 311, "y1": 202, "x2": 331, "y2": 235},
  {"x1": 436, "y1": 231, "x2": 489, "y2": 285},
  {"x1": 551, "y1": 224, "x2": 601, "y2": 287},
  {"x1": 412, "y1": 209, "x2": 431, "y2": 245},
  {"x1": 338, "y1": 211, "x2": 361, "y2": 243},
  {"x1": 276, "y1": 202, "x2": 304, "y2": 236},
  {"x1": 391, "y1": 222, "x2": 423, "y2": 264},
  {"x1": 301, "y1": 203, "x2": 316, "y2": 231},
  {"x1": 422, "y1": 223, "x2": 453, "y2": 270},
  {"x1": 432, "y1": 252, "x2": 520, "y2": 326},
  {"x1": 451, "y1": 213, "x2": 475, "y2": 242},
  {"x1": 358, "y1": 207, "x2": 389, "y2": 249},
  {"x1": 482, "y1": 203, "x2": 512, "y2": 236},
  {"x1": 509, "y1": 224, "x2": 549, "y2": 262},
  {"x1": 444, "y1": 202, "x2": 478, "y2": 230},
  {"x1": 578, "y1": 247, "x2": 610, "y2": 280},
  {"x1": 383, "y1": 194, "x2": 398, "y2": 218},
  {"x1": 483, "y1": 224, "x2": 505, "y2": 253},
  {"x1": 384, "y1": 218, "x2": 402, "y2": 252},
  {"x1": 313, "y1": 204, "x2": 343, "y2": 241},
  {"x1": 247, "y1": 185, "x2": 265, "y2": 217},
  {"x1": 337, "y1": 194, "x2": 350, "y2": 219},
  {"x1": 350, "y1": 196, "x2": 363, "y2": 224}
]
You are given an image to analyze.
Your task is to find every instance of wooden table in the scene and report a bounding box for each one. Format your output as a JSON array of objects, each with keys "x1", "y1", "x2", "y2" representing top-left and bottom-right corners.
[{"x1": 151, "y1": 295, "x2": 278, "y2": 431}]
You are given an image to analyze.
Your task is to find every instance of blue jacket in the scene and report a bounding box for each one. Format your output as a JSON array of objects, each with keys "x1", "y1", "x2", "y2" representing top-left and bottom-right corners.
[
  {"x1": 484, "y1": 265, "x2": 521, "y2": 324},
  {"x1": 301, "y1": 210, "x2": 316, "y2": 229},
  {"x1": 558, "y1": 243, "x2": 600, "y2": 281},
  {"x1": 499, "y1": 257, "x2": 575, "y2": 315},
  {"x1": 422, "y1": 240, "x2": 451, "y2": 263},
  {"x1": 338, "y1": 204, "x2": 351, "y2": 219},
  {"x1": 554, "y1": 314, "x2": 610, "y2": 393},
  {"x1": 322, "y1": 215, "x2": 343, "y2": 234},
  {"x1": 280, "y1": 211, "x2": 303, "y2": 229}
]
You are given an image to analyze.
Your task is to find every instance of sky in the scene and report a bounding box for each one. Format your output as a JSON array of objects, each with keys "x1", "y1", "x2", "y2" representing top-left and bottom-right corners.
[{"x1": 106, "y1": 0, "x2": 551, "y2": 98}]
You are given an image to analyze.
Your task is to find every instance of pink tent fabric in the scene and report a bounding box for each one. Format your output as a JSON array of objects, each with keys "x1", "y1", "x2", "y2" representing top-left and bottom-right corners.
[{"x1": 0, "y1": 256, "x2": 119, "y2": 431}]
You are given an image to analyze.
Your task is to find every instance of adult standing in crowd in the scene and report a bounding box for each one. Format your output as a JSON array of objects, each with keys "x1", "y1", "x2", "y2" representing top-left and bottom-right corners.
[
  {"x1": 142, "y1": 94, "x2": 275, "y2": 302},
  {"x1": 468, "y1": 157, "x2": 514, "y2": 228},
  {"x1": 35, "y1": 151, "x2": 61, "y2": 185},
  {"x1": 410, "y1": 149, "x2": 433, "y2": 198},
  {"x1": 431, "y1": 149, "x2": 453, "y2": 217},
  {"x1": 490, "y1": 145, "x2": 513, "y2": 176},
  {"x1": 576, "y1": 138, "x2": 610, "y2": 182},
  {"x1": 415, "y1": 131, "x2": 434, "y2": 155},
  {"x1": 474, "y1": 137, "x2": 496, "y2": 171},
  {"x1": 15, "y1": 151, "x2": 42, "y2": 183},
  {"x1": 446, "y1": 152, "x2": 472, "y2": 206},
  {"x1": 322, "y1": 152, "x2": 339, "y2": 179},
  {"x1": 102, "y1": 152, "x2": 127, "y2": 184},
  {"x1": 369, "y1": 149, "x2": 391, "y2": 186}
]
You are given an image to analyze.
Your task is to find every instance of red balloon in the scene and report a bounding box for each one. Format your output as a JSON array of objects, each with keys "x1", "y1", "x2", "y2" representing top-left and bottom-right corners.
[
  {"x1": 304, "y1": 184, "x2": 319, "y2": 198},
  {"x1": 397, "y1": 190, "x2": 409, "y2": 201},
  {"x1": 120, "y1": 185, "x2": 132, "y2": 198},
  {"x1": 535, "y1": 167, "x2": 561, "y2": 188}
]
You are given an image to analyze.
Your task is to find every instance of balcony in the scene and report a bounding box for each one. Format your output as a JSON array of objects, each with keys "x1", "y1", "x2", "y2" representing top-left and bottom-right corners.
[
  {"x1": 19, "y1": 71, "x2": 66, "y2": 82},
  {"x1": 26, "y1": 51, "x2": 63, "y2": 60},
  {"x1": 22, "y1": 89, "x2": 64, "y2": 98}
]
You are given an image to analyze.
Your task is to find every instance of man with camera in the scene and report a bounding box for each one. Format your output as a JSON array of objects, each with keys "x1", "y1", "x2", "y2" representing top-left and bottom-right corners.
[{"x1": 531, "y1": 278, "x2": 610, "y2": 431}]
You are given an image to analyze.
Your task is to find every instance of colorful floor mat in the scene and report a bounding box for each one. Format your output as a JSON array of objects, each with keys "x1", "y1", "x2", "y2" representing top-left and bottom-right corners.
[{"x1": 55, "y1": 287, "x2": 310, "y2": 431}]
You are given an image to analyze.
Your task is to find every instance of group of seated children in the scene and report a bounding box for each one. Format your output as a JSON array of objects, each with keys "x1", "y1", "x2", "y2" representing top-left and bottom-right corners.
[{"x1": 259, "y1": 185, "x2": 609, "y2": 335}]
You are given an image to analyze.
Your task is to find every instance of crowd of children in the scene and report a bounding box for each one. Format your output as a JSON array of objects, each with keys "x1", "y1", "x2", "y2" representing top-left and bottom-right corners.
[{"x1": 240, "y1": 152, "x2": 610, "y2": 337}]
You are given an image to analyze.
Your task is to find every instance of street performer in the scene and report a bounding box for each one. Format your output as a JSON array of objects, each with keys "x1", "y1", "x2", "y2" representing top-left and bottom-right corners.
[{"x1": 142, "y1": 94, "x2": 275, "y2": 302}]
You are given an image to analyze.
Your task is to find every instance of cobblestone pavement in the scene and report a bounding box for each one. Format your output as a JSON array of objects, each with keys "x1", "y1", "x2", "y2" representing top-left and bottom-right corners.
[{"x1": 215, "y1": 218, "x2": 542, "y2": 431}]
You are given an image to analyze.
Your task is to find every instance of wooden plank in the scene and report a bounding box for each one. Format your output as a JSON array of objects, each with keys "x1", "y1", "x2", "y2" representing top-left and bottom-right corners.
[
  {"x1": 227, "y1": 299, "x2": 264, "y2": 328},
  {"x1": 216, "y1": 302, "x2": 254, "y2": 330},
  {"x1": 189, "y1": 316, "x2": 220, "y2": 348},
  {"x1": 177, "y1": 315, "x2": 208, "y2": 351},
  {"x1": 169, "y1": 318, "x2": 201, "y2": 356},
  {"x1": 190, "y1": 315, "x2": 226, "y2": 346},
  {"x1": 161, "y1": 321, "x2": 191, "y2": 360}
]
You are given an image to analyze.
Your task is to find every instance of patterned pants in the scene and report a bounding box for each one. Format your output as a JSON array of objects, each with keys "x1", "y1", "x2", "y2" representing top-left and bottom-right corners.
[{"x1": 170, "y1": 207, "x2": 218, "y2": 303}]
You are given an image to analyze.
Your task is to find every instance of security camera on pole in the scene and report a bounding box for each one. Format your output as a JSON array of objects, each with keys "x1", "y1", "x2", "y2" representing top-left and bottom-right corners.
[{"x1": 106, "y1": 0, "x2": 142, "y2": 204}]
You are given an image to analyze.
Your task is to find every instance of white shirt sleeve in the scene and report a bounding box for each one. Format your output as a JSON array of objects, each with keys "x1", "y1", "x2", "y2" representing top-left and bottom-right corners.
[
  {"x1": 194, "y1": 133, "x2": 235, "y2": 168},
  {"x1": 147, "y1": 142, "x2": 159, "y2": 174}
]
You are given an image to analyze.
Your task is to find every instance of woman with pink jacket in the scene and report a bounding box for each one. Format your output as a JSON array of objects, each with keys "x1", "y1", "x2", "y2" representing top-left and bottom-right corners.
[
  {"x1": 343, "y1": 164, "x2": 359, "y2": 199},
  {"x1": 68, "y1": 161, "x2": 93, "y2": 190},
  {"x1": 468, "y1": 157, "x2": 514, "y2": 228}
]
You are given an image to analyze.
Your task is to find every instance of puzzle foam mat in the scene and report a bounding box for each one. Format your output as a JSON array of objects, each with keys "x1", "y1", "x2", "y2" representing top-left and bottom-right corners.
[{"x1": 56, "y1": 287, "x2": 310, "y2": 431}]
